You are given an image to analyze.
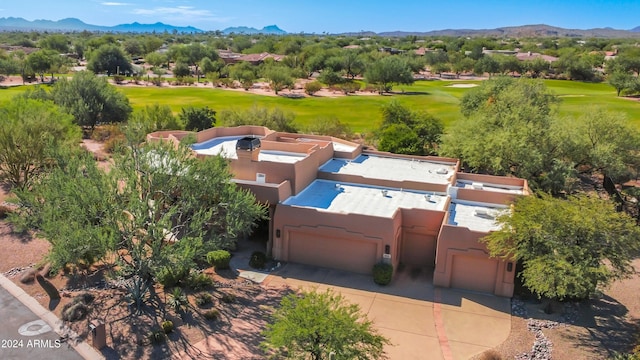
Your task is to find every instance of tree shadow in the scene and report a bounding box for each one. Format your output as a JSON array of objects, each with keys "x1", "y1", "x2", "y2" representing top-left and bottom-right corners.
[
  {"x1": 558, "y1": 294, "x2": 640, "y2": 357},
  {"x1": 390, "y1": 91, "x2": 431, "y2": 96}
]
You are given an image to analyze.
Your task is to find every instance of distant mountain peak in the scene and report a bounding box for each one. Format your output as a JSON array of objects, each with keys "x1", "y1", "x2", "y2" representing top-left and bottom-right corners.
[
  {"x1": 222, "y1": 25, "x2": 286, "y2": 35},
  {"x1": 0, "y1": 17, "x2": 203, "y2": 33}
]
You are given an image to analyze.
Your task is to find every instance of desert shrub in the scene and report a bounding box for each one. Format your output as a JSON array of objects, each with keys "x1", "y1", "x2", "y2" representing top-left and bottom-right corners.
[
  {"x1": 151, "y1": 77, "x2": 163, "y2": 86},
  {"x1": 304, "y1": 81, "x2": 323, "y2": 95},
  {"x1": 207, "y1": 250, "x2": 231, "y2": 270},
  {"x1": 220, "y1": 292, "x2": 236, "y2": 304},
  {"x1": 339, "y1": 81, "x2": 361, "y2": 94},
  {"x1": 148, "y1": 329, "x2": 166, "y2": 344},
  {"x1": 156, "y1": 266, "x2": 188, "y2": 288},
  {"x1": 167, "y1": 288, "x2": 188, "y2": 313},
  {"x1": 203, "y1": 309, "x2": 220, "y2": 320},
  {"x1": 161, "y1": 320, "x2": 174, "y2": 334},
  {"x1": 479, "y1": 350, "x2": 503, "y2": 360},
  {"x1": 91, "y1": 124, "x2": 122, "y2": 142},
  {"x1": 249, "y1": 251, "x2": 267, "y2": 269},
  {"x1": 195, "y1": 293, "x2": 213, "y2": 307},
  {"x1": 62, "y1": 302, "x2": 89, "y2": 322},
  {"x1": 186, "y1": 272, "x2": 213, "y2": 291},
  {"x1": 372, "y1": 263, "x2": 393, "y2": 286},
  {"x1": 113, "y1": 75, "x2": 125, "y2": 84}
]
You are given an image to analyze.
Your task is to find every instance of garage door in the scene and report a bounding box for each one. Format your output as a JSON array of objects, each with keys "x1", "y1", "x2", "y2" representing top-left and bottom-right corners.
[
  {"x1": 450, "y1": 255, "x2": 498, "y2": 294},
  {"x1": 401, "y1": 233, "x2": 436, "y2": 267},
  {"x1": 287, "y1": 231, "x2": 377, "y2": 274}
]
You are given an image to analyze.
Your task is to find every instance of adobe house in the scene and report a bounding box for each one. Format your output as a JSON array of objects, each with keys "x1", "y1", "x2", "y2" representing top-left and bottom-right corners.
[{"x1": 147, "y1": 126, "x2": 529, "y2": 297}]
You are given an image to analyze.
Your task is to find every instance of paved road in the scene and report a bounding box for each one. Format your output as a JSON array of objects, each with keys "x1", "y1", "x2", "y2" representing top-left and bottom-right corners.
[{"x1": 0, "y1": 287, "x2": 83, "y2": 360}]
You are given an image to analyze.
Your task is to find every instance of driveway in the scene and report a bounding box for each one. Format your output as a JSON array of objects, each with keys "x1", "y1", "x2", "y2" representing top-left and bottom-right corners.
[{"x1": 262, "y1": 264, "x2": 511, "y2": 360}]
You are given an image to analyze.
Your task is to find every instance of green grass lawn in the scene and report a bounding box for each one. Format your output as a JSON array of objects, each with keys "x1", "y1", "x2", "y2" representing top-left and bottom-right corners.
[{"x1": 2, "y1": 79, "x2": 639, "y2": 133}]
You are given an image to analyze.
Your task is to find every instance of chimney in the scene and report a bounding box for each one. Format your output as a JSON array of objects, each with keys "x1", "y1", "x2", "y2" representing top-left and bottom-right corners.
[{"x1": 236, "y1": 136, "x2": 261, "y2": 162}]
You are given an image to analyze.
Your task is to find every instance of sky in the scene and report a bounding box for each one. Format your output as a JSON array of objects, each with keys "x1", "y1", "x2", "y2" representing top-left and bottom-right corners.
[{"x1": 1, "y1": 0, "x2": 639, "y2": 33}]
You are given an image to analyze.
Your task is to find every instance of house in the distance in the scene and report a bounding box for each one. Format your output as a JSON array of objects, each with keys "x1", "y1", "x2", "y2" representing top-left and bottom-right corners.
[{"x1": 147, "y1": 126, "x2": 529, "y2": 297}]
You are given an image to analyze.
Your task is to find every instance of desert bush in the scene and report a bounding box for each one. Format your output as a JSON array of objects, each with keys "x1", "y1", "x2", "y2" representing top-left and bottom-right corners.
[
  {"x1": 113, "y1": 75, "x2": 125, "y2": 84},
  {"x1": 304, "y1": 81, "x2": 323, "y2": 95},
  {"x1": 91, "y1": 124, "x2": 122, "y2": 142},
  {"x1": 161, "y1": 320, "x2": 174, "y2": 334},
  {"x1": 220, "y1": 292, "x2": 236, "y2": 304},
  {"x1": 156, "y1": 266, "x2": 188, "y2": 288},
  {"x1": 148, "y1": 329, "x2": 166, "y2": 345},
  {"x1": 372, "y1": 263, "x2": 393, "y2": 286},
  {"x1": 186, "y1": 272, "x2": 213, "y2": 291},
  {"x1": 195, "y1": 293, "x2": 213, "y2": 307},
  {"x1": 207, "y1": 250, "x2": 231, "y2": 270},
  {"x1": 203, "y1": 309, "x2": 220, "y2": 320},
  {"x1": 151, "y1": 77, "x2": 163, "y2": 86},
  {"x1": 339, "y1": 81, "x2": 361, "y2": 94},
  {"x1": 249, "y1": 251, "x2": 267, "y2": 269},
  {"x1": 167, "y1": 287, "x2": 188, "y2": 313},
  {"x1": 61, "y1": 297, "x2": 91, "y2": 322}
]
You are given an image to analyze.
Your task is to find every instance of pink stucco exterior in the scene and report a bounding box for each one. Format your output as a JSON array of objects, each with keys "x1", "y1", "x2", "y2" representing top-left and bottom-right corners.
[{"x1": 148, "y1": 126, "x2": 529, "y2": 297}]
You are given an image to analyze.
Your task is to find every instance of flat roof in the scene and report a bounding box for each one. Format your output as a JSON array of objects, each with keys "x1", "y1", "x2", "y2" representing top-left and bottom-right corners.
[
  {"x1": 455, "y1": 180, "x2": 523, "y2": 194},
  {"x1": 282, "y1": 179, "x2": 447, "y2": 217},
  {"x1": 447, "y1": 201, "x2": 508, "y2": 233},
  {"x1": 191, "y1": 135, "x2": 306, "y2": 164},
  {"x1": 319, "y1": 154, "x2": 456, "y2": 185}
]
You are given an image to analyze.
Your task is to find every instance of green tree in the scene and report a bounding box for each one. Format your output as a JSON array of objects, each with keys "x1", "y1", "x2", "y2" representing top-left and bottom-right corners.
[
  {"x1": 39, "y1": 34, "x2": 69, "y2": 53},
  {"x1": 180, "y1": 106, "x2": 216, "y2": 132},
  {"x1": 440, "y1": 77, "x2": 569, "y2": 192},
  {"x1": 219, "y1": 106, "x2": 298, "y2": 133},
  {"x1": 51, "y1": 71, "x2": 132, "y2": 130},
  {"x1": 128, "y1": 104, "x2": 183, "y2": 142},
  {"x1": 365, "y1": 56, "x2": 414, "y2": 93},
  {"x1": 483, "y1": 194, "x2": 640, "y2": 300},
  {"x1": 262, "y1": 289, "x2": 390, "y2": 360},
  {"x1": 12, "y1": 140, "x2": 265, "y2": 313},
  {"x1": 560, "y1": 108, "x2": 640, "y2": 182},
  {"x1": 306, "y1": 116, "x2": 353, "y2": 139},
  {"x1": 87, "y1": 44, "x2": 132, "y2": 76},
  {"x1": 27, "y1": 49, "x2": 61, "y2": 82},
  {"x1": 172, "y1": 62, "x2": 191, "y2": 78},
  {"x1": 376, "y1": 101, "x2": 443, "y2": 155},
  {"x1": 145, "y1": 52, "x2": 167, "y2": 70},
  {"x1": 262, "y1": 65, "x2": 294, "y2": 94},
  {"x1": 608, "y1": 70, "x2": 636, "y2": 96},
  {"x1": 0, "y1": 98, "x2": 80, "y2": 190},
  {"x1": 474, "y1": 55, "x2": 500, "y2": 77}
]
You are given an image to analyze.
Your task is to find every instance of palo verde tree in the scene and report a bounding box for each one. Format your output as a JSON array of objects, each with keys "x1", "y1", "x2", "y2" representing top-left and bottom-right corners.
[
  {"x1": 11, "y1": 138, "x2": 265, "y2": 313},
  {"x1": 0, "y1": 98, "x2": 80, "y2": 190},
  {"x1": 483, "y1": 193, "x2": 640, "y2": 300},
  {"x1": 365, "y1": 55, "x2": 414, "y2": 93},
  {"x1": 440, "y1": 77, "x2": 572, "y2": 193},
  {"x1": 51, "y1": 71, "x2": 132, "y2": 130},
  {"x1": 262, "y1": 289, "x2": 390, "y2": 360}
]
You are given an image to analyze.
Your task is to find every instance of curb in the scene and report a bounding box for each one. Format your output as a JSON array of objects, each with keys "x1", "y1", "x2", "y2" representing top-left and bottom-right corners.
[{"x1": 0, "y1": 274, "x2": 105, "y2": 360}]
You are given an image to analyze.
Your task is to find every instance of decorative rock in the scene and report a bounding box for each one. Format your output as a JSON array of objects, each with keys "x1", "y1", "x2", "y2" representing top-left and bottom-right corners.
[{"x1": 19, "y1": 268, "x2": 38, "y2": 284}]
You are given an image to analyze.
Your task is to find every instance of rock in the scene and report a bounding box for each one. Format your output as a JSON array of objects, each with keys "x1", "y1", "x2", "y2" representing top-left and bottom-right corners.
[
  {"x1": 40, "y1": 263, "x2": 52, "y2": 278},
  {"x1": 19, "y1": 268, "x2": 38, "y2": 284}
]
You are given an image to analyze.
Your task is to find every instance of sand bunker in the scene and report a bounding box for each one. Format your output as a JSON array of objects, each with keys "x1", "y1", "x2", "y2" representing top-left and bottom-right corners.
[{"x1": 447, "y1": 83, "x2": 478, "y2": 88}]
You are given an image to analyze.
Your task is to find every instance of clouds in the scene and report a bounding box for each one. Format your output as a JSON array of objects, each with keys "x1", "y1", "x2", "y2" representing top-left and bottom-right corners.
[
  {"x1": 131, "y1": 5, "x2": 232, "y2": 24},
  {"x1": 101, "y1": 2, "x2": 131, "y2": 5}
]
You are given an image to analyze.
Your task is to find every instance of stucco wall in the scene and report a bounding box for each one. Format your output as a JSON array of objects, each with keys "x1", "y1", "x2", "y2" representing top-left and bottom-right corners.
[{"x1": 433, "y1": 224, "x2": 515, "y2": 297}]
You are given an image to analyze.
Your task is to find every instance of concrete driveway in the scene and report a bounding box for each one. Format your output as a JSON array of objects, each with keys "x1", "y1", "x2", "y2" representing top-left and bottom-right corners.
[{"x1": 262, "y1": 264, "x2": 511, "y2": 360}]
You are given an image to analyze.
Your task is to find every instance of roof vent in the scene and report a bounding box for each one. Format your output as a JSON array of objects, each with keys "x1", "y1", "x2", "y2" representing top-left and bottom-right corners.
[
  {"x1": 472, "y1": 182, "x2": 484, "y2": 190},
  {"x1": 474, "y1": 209, "x2": 494, "y2": 218},
  {"x1": 236, "y1": 136, "x2": 261, "y2": 151},
  {"x1": 335, "y1": 183, "x2": 342, "y2": 191},
  {"x1": 436, "y1": 168, "x2": 448, "y2": 175},
  {"x1": 381, "y1": 190, "x2": 389, "y2": 197},
  {"x1": 425, "y1": 194, "x2": 437, "y2": 203}
]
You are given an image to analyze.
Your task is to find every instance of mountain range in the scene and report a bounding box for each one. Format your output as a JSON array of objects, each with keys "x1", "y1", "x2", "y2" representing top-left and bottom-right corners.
[
  {"x1": 0, "y1": 17, "x2": 639, "y2": 37},
  {"x1": 0, "y1": 17, "x2": 286, "y2": 35}
]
